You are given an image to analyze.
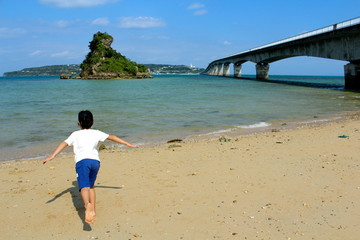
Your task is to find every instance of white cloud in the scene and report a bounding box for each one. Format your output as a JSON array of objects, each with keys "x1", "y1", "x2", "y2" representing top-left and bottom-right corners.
[
  {"x1": 224, "y1": 41, "x2": 231, "y2": 45},
  {"x1": 39, "y1": 0, "x2": 117, "y2": 8},
  {"x1": 188, "y1": 3, "x2": 205, "y2": 10},
  {"x1": 118, "y1": 17, "x2": 166, "y2": 28},
  {"x1": 92, "y1": 17, "x2": 110, "y2": 26},
  {"x1": 188, "y1": 2, "x2": 207, "y2": 15},
  {"x1": 30, "y1": 50, "x2": 42, "y2": 56},
  {"x1": 51, "y1": 50, "x2": 70, "y2": 57}
]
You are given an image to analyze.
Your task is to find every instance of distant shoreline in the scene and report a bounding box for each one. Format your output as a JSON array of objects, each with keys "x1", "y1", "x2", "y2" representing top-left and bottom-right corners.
[{"x1": 3, "y1": 64, "x2": 205, "y2": 77}]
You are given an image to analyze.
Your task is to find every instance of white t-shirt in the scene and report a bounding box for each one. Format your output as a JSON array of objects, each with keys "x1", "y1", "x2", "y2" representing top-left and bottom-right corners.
[{"x1": 64, "y1": 129, "x2": 109, "y2": 163}]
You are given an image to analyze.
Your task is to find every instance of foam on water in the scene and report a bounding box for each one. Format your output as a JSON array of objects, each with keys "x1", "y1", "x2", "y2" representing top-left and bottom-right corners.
[{"x1": 238, "y1": 122, "x2": 271, "y2": 129}]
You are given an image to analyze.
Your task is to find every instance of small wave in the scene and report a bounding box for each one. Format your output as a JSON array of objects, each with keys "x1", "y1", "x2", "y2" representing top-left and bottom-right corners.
[
  {"x1": 196, "y1": 122, "x2": 271, "y2": 138},
  {"x1": 238, "y1": 122, "x2": 271, "y2": 129},
  {"x1": 301, "y1": 117, "x2": 341, "y2": 124}
]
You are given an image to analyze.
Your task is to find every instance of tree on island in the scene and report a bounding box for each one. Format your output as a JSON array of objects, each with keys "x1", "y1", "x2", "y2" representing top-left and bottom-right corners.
[{"x1": 79, "y1": 32, "x2": 151, "y2": 79}]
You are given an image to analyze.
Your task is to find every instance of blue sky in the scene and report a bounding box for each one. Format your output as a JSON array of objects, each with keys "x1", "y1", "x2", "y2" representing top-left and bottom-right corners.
[{"x1": 0, "y1": 0, "x2": 359, "y2": 76}]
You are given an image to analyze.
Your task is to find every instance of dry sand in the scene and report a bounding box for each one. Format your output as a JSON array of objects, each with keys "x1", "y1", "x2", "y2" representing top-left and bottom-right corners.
[{"x1": 1, "y1": 113, "x2": 360, "y2": 240}]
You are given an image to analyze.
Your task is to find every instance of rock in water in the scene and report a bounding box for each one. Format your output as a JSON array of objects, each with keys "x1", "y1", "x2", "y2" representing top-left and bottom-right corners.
[
  {"x1": 79, "y1": 32, "x2": 151, "y2": 79},
  {"x1": 60, "y1": 74, "x2": 71, "y2": 79}
]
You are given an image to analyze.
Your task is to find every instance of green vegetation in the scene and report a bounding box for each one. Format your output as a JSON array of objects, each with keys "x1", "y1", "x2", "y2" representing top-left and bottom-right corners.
[
  {"x1": 3, "y1": 64, "x2": 81, "y2": 77},
  {"x1": 145, "y1": 64, "x2": 204, "y2": 74},
  {"x1": 79, "y1": 32, "x2": 149, "y2": 79}
]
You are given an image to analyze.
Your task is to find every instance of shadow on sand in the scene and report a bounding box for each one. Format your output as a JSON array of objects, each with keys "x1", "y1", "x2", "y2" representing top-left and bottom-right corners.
[{"x1": 46, "y1": 181, "x2": 122, "y2": 231}]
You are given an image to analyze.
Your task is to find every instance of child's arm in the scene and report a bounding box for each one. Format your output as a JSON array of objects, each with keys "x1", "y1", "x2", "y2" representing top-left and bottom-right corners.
[
  {"x1": 43, "y1": 141, "x2": 68, "y2": 164},
  {"x1": 107, "y1": 135, "x2": 139, "y2": 148}
]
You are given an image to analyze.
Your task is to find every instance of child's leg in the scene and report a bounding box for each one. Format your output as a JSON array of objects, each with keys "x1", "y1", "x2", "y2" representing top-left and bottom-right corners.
[
  {"x1": 88, "y1": 160, "x2": 100, "y2": 216},
  {"x1": 80, "y1": 187, "x2": 94, "y2": 224},
  {"x1": 76, "y1": 159, "x2": 100, "y2": 224},
  {"x1": 80, "y1": 187, "x2": 91, "y2": 205},
  {"x1": 89, "y1": 187, "x2": 96, "y2": 216}
]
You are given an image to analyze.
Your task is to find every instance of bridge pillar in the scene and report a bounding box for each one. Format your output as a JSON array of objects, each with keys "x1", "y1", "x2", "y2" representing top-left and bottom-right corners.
[
  {"x1": 211, "y1": 65, "x2": 219, "y2": 75},
  {"x1": 256, "y1": 63, "x2": 269, "y2": 80},
  {"x1": 217, "y1": 64, "x2": 224, "y2": 76},
  {"x1": 234, "y1": 63, "x2": 242, "y2": 78},
  {"x1": 209, "y1": 65, "x2": 215, "y2": 75},
  {"x1": 223, "y1": 63, "x2": 230, "y2": 76},
  {"x1": 344, "y1": 62, "x2": 360, "y2": 89},
  {"x1": 212, "y1": 66, "x2": 217, "y2": 75}
]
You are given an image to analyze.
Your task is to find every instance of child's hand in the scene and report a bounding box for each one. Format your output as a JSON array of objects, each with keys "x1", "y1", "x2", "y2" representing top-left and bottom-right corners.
[
  {"x1": 42, "y1": 156, "x2": 53, "y2": 164},
  {"x1": 42, "y1": 142, "x2": 67, "y2": 164}
]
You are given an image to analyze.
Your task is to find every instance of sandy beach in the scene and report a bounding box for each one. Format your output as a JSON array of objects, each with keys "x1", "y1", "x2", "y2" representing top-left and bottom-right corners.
[{"x1": 1, "y1": 113, "x2": 360, "y2": 240}]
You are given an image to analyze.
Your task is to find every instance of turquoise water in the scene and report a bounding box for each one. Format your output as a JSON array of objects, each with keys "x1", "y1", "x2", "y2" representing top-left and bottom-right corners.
[{"x1": 0, "y1": 74, "x2": 359, "y2": 161}]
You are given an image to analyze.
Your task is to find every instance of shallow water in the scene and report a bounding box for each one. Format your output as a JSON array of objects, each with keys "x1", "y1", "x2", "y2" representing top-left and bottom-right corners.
[{"x1": 0, "y1": 74, "x2": 359, "y2": 161}]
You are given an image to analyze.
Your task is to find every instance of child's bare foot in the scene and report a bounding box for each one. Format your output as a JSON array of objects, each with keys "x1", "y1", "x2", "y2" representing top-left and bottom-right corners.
[{"x1": 85, "y1": 203, "x2": 94, "y2": 224}]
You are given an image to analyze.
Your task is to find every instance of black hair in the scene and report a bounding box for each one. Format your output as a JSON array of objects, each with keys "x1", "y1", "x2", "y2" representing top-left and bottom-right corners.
[{"x1": 78, "y1": 110, "x2": 94, "y2": 129}]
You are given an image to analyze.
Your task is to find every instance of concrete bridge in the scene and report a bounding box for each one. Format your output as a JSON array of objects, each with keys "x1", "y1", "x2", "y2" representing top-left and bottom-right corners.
[{"x1": 203, "y1": 17, "x2": 360, "y2": 89}]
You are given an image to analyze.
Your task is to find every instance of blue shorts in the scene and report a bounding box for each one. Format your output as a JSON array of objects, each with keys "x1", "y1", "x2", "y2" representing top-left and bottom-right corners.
[{"x1": 75, "y1": 159, "x2": 100, "y2": 191}]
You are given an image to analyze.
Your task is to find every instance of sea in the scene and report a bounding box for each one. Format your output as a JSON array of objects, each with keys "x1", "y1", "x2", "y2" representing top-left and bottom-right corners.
[{"x1": 1, "y1": 74, "x2": 359, "y2": 162}]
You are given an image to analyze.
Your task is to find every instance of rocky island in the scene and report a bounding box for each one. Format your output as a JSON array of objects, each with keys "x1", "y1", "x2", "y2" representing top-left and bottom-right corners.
[{"x1": 79, "y1": 32, "x2": 151, "y2": 79}]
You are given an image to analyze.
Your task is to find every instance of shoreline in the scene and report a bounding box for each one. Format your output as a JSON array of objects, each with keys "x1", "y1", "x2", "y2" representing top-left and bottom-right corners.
[
  {"x1": 1, "y1": 110, "x2": 356, "y2": 164},
  {"x1": 1, "y1": 110, "x2": 360, "y2": 239}
]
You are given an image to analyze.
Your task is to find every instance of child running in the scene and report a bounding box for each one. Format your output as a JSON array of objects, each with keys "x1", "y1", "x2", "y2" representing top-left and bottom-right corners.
[{"x1": 43, "y1": 110, "x2": 138, "y2": 224}]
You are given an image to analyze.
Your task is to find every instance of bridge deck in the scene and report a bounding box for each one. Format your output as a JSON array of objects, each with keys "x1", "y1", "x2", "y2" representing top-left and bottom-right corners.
[
  {"x1": 216, "y1": 17, "x2": 360, "y2": 63},
  {"x1": 203, "y1": 17, "x2": 360, "y2": 89}
]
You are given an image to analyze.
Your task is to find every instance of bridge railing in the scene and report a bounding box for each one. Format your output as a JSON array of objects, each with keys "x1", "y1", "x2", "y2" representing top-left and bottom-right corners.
[
  {"x1": 337, "y1": 17, "x2": 360, "y2": 29},
  {"x1": 223, "y1": 16, "x2": 360, "y2": 59}
]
